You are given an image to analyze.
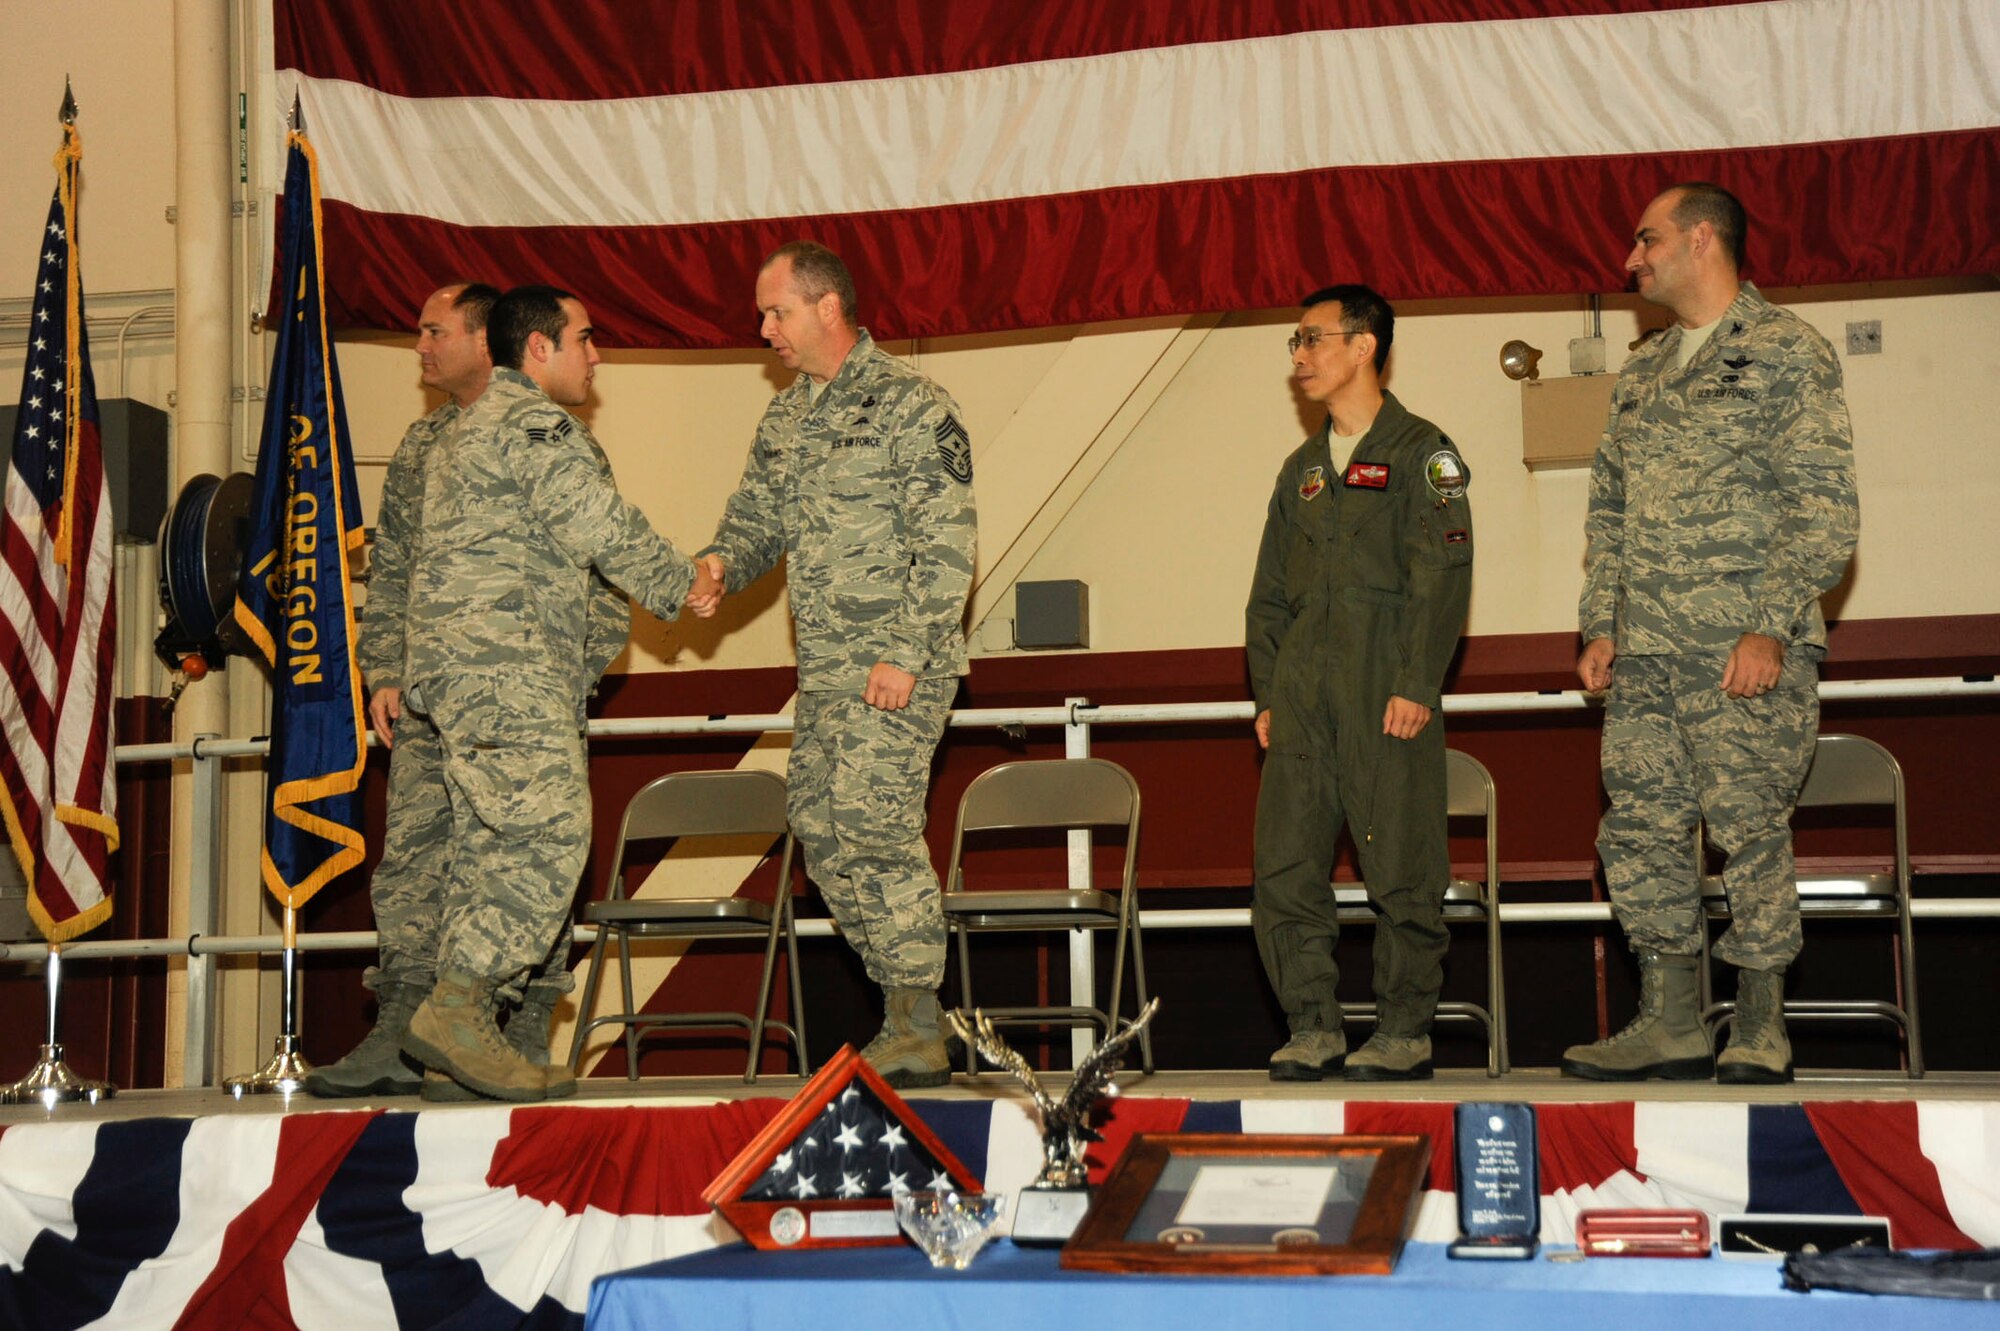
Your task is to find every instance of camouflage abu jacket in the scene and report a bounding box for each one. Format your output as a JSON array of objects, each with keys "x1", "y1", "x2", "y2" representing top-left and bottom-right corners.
[
  {"x1": 400, "y1": 367, "x2": 687, "y2": 702},
  {"x1": 357, "y1": 400, "x2": 458, "y2": 693},
  {"x1": 707, "y1": 330, "x2": 976, "y2": 692},
  {"x1": 1580, "y1": 282, "x2": 1859, "y2": 656}
]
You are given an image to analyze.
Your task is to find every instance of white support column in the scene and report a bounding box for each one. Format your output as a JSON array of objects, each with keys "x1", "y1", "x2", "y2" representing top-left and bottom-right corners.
[{"x1": 165, "y1": 0, "x2": 237, "y2": 1087}]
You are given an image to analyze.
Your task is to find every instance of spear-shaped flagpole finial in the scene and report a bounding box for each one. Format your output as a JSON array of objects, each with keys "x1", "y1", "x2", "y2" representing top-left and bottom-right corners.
[
  {"x1": 60, "y1": 77, "x2": 78, "y2": 126},
  {"x1": 290, "y1": 92, "x2": 305, "y2": 135}
]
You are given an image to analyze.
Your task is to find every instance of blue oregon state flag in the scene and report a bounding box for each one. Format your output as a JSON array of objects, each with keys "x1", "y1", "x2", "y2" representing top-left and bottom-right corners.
[{"x1": 232, "y1": 126, "x2": 366, "y2": 908}]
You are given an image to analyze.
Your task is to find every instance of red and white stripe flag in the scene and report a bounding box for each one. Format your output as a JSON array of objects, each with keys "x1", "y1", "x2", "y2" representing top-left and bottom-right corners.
[
  {"x1": 0, "y1": 113, "x2": 118, "y2": 943},
  {"x1": 270, "y1": 0, "x2": 2000, "y2": 348}
]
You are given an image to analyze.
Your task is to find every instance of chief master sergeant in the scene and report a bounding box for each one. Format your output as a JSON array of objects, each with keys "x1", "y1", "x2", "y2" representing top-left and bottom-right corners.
[
  {"x1": 392, "y1": 284, "x2": 718, "y2": 1102},
  {"x1": 1563, "y1": 183, "x2": 1858, "y2": 1085},
  {"x1": 1246, "y1": 284, "x2": 1473, "y2": 1083},
  {"x1": 690, "y1": 242, "x2": 976, "y2": 1089}
]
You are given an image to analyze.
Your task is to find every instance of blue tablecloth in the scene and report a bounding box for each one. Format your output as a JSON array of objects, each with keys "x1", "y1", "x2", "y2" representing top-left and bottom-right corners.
[{"x1": 585, "y1": 1241, "x2": 1989, "y2": 1330}]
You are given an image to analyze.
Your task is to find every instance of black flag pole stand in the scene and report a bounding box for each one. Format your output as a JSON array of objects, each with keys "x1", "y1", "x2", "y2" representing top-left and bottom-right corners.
[
  {"x1": 224, "y1": 902, "x2": 313, "y2": 1096},
  {"x1": 4, "y1": 942, "x2": 117, "y2": 1106}
]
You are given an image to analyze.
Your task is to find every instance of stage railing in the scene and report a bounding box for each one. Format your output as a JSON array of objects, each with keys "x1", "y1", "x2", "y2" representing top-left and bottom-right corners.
[{"x1": 5, "y1": 674, "x2": 1996, "y2": 1086}]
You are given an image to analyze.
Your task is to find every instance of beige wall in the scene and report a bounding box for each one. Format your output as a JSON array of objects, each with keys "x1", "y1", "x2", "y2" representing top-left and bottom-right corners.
[{"x1": 335, "y1": 278, "x2": 2000, "y2": 679}]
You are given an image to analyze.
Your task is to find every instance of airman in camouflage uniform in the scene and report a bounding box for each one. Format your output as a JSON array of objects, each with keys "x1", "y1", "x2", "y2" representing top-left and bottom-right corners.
[
  {"x1": 306, "y1": 282, "x2": 498, "y2": 1100},
  {"x1": 696, "y1": 243, "x2": 975, "y2": 1089},
  {"x1": 1247, "y1": 285, "x2": 1473, "y2": 1083},
  {"x1": 1564, "y1": 185, "x2": 1858, "y2": 1085},
  {"x1": 389, "y1": 286, "x2": 716, "y2": 1101}
]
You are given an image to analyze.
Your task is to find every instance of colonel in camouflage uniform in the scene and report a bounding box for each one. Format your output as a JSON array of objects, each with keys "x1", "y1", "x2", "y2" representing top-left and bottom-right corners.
[
  {"x1": 1247, "y1": 285, "x2": 1473, "y2": 1083},
  {"x1": 384, "y1": 285, "x2": 715, "y2": 1102},
  {"x1": 1564, "y1": 185, "x2": 1858, "y2": 1085},
  {"x1": 695, "y1": 242, "x2": 976, "y2": 1089}
]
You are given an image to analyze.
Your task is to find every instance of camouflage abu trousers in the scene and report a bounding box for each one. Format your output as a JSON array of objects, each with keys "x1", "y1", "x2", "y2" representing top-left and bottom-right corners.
[
  {"x1": 379, "y1": 673, "x2": 594, "y2": 989},
  {"x1": 788, "y1": 677, "x2": 955, "y2": 990},
  {"x1": 1597, "y1": 648, "x2": 1819, "y2": 969},
  {"x1": 366, "y1": 688, "x2": 580, "y2": 1003}
]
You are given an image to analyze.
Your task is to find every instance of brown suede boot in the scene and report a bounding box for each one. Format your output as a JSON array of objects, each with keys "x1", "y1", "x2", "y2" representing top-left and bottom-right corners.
[
  {"x1": 402, "y1": 970, "x2": 559, "y2": 1103},
  {"x1": 861, "y1": 988, "x2": 951, "y2": 1090}
]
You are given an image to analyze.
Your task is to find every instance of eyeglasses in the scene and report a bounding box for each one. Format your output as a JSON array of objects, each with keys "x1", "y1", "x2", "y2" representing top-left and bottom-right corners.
[{"x1": 1287, "y1": 329, "x2": 1359, "y2": 355}]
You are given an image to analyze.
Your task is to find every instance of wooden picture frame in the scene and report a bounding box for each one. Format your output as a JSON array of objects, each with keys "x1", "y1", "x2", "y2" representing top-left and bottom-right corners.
[
  {"x1": 702, "y1": 1044, "x2": 983, "y2": 1251},
  {"x1": 1061, "y1": 1133, "x2": 1432, "y2": 1276}
]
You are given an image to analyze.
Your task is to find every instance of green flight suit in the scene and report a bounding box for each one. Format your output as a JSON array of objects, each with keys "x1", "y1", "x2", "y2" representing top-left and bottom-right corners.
[{"x1": 1245, "y1": 391, "x2": 1473, "y2": 1037}]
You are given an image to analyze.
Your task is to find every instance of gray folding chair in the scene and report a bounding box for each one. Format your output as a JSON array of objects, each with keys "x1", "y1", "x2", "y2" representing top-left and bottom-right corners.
[
  {"x1": 941, "y1": 758, "x2": 1153, "y2": 1074},
  {"x1": 1331, "y1": 748, "x2": 1508, "y2": 1075},
  {"x1": 566, "y1": 768, "x2": 808, "y2": 1084},
  {"x1": 1697, "y1": 733, "x2": 1922, "y2": 1077}
]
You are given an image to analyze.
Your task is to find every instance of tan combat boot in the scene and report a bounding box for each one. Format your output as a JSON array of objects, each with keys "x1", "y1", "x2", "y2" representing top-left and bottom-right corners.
[
  {"x1": 1561, "y1": 950, "x2": 1714, "y2": 1081},
  {"x1": 421, "y1": 981, "x2": 578, "y2": 1102},
  {"x1": 303, "y1": 979, "x2": 425, "y2": 1098},
  {"x1": 861, "y1": 987, "x2": 951, "y2": 1090},
  {"x1": 1716, "y1": 966, "x2": 1793, "y2": 1084},
  {"x1": 402, "y1": 970, "x2": 558, "y2": 1102}
]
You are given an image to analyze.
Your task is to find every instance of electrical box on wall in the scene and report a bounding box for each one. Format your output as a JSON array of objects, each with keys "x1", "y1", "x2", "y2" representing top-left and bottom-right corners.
[
  {"x1": 1520, "y1": 375, "x2": 1616, "y2": 471},
  {"x1": 1014, "y1": 579, "x2": 1090, "y2": 650},
  {"x1": 0, "y1": 397, "x2": 170, "y2": 539}
]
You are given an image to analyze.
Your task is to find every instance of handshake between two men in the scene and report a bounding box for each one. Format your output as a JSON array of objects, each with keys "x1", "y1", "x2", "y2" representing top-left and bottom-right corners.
[{"x1": 683, "y1": 551, "x2": 920, "y2": 711}]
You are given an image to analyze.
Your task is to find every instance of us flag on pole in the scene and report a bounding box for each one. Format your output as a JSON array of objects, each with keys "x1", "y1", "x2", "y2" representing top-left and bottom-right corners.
[{"x1": 0, "y1": 107, "x2": 118, "y2": 943}]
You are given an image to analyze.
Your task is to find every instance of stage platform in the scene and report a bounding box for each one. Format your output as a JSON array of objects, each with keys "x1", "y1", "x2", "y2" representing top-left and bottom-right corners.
[{"x1": 3, "y1": 1070, "x2": 1996, "y2": 1329}]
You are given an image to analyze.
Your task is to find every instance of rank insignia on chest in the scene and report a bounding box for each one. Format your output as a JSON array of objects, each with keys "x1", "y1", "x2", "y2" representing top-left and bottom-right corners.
[
  {"x1": 1424, "y1": 449, "x2": 1469, "y2": 500},
  {"x1": 1343, "y1": 461, "x2": 1390, "y2": 489},
  {"x1": 1299, "y1": 465, "x2": 1327, "y2": 500}
]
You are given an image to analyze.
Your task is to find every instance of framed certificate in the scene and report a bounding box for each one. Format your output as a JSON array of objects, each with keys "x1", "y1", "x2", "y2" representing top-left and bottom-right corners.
[{"x1": 1060, "y1": 1133, "x2": 1431, "y2": 1276}]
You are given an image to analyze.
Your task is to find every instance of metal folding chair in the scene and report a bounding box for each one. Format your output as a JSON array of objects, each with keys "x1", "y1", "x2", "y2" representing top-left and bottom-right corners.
[
  {"x1": 1331, "y1": 748, "x2": 1508, "y2": 1075},
  {"x1": 940, "y1": 757, "x2": 1153, "y2": 1073},
  {"x1": 1697, "y1": 733, "x2": 1922, "y2": 1077},
  {"x1": 565, "y1": 768, "x2": 808, "y2": 1084}
]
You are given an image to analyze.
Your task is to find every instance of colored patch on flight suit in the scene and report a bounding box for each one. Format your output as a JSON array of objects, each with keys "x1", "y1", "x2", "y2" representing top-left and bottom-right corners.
[
  {"x1": 1343, "y1": 462, "x2": 1390, "y2": 489},
  {"x1": 1299, "y1": 465, "x2": 1327, "y2": 500},
  {"x1": 1445, "y1": 529, "x2": 1468, "y2": 544},
  {"x1": 934, "y1": 413, "x2": 973, "y2": 483},
  {"x1": 1424, "y1": 447, "x2": 1468, "y2": 500}
]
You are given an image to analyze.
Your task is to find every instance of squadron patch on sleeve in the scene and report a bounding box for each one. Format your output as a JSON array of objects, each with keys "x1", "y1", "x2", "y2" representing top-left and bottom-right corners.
[
  {"x1": 935, "y1": 414, "x2": 973, "y2": 484},
  {"x1": 1424, "y1": 444, "x2": 1468, "y2": 500}
]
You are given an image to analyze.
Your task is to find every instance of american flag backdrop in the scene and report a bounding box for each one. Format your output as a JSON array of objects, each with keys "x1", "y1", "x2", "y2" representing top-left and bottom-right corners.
[
  {"x1": 0, "y1": 113, "x2": 118, "y2": 944},
  {"x1": 266, "y1": 0, "x2": 2000, "y2": 350}
]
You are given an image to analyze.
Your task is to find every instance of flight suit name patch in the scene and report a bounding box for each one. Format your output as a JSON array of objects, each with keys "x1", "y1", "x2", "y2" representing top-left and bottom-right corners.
[{"x1": 1343, "y1": 462, "x2": 1390, "y2": 489}]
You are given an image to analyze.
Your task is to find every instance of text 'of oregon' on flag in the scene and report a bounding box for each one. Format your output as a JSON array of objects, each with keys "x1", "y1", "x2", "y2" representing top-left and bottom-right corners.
[
  {"x1": 0, "y1": 108, "x2": 119, "y2": 943},
  {"x1": 233, "y1": 125, "x2": 367, "y2": 909}
]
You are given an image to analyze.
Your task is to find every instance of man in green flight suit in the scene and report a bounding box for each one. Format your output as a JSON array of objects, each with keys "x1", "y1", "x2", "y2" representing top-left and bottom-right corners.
[
  {"x1": 692, "y1": 242, "x2": 977, "y2": 1089},
  {"x1": 1245, "y1": 284, "x2": 1474, "y2": 1082}
]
